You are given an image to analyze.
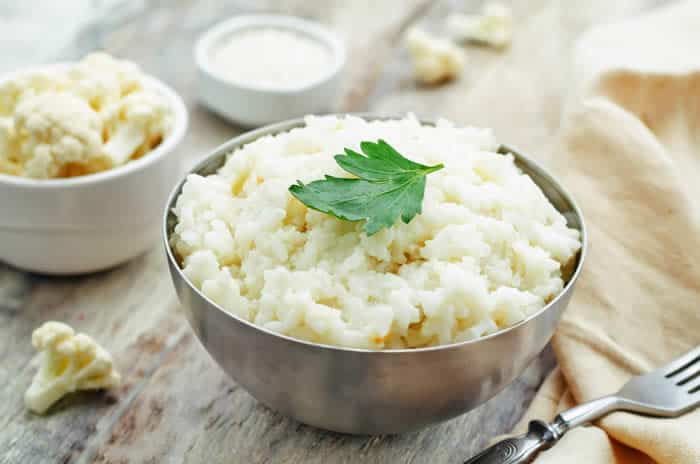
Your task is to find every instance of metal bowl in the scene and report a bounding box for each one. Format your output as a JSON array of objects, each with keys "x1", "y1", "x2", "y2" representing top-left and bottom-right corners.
[{"x1": 163, "y1": 115, "x2": 587, "y2": 434}]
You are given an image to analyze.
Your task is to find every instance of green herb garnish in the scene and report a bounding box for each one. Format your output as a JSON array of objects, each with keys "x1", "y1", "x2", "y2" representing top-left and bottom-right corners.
[{"x1": 288, "y1": 140, "x2": 444, "y2": 236}]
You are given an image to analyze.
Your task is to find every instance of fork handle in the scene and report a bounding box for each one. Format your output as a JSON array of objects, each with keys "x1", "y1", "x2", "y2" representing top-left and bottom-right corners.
[
  {"x1": 464, "y1": 395, "x2": 621, "y2": 463},
  {"x1": 463, "y1": 420, "x2": 561, "y2": 464}
]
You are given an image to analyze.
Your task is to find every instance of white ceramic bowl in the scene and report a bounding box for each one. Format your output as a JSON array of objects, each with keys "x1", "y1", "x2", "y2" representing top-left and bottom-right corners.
[
  {"x1": 0, "y1": 64, "x2": 188, "y2": 275},
  {"x1": 194, "y1": 14, "x2": 346, "y2": 127}
]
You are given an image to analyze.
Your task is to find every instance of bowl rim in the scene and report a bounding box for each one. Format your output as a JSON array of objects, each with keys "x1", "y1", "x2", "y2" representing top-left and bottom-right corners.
[
  {"x1": 164, "y1": 114, "x2": 588, "y2": 354},
  {"x1": 194, "y1": 13, "x2": 346, "y2": 94},
  {"x1": 0, "y1": 62, "x2": 188, "y2": 189}
]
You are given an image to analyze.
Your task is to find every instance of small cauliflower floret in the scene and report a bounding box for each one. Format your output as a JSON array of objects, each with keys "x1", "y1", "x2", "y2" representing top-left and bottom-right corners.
[
  {"x1": 446, "y1": 3, "x2": 513, "y2": 48},
  {"x1": 0, "y1": 116, "x2": 14, "y2": 148},
  {"x1": 101, "y1": 90, "x2": 173, "y2": 166},
  {"x1": 13, "y1": 92, "x2": 105, "y2": 178},
  {"x1": 25, "y1": 322, "x2": 120, "y2": 415},
  {"x1": 68, "y1": 52, "x2": 143, "y2": 111},
  {"x1": 0, "y1": 117, "x2": 22, "y2": 176},
  {"x1": 405, "y1": 28, "x2": 466, "y2": 85},
  {"x1": 0, "y1": 70, "x2": 70, "y2": 117}
]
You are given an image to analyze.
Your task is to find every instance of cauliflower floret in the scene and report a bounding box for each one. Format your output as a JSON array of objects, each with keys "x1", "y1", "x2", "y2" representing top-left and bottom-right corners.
[
  {"x1": 67, "y1": 52, "x2": 143, "y2": 112},
  {"x1": 12, "y1": 92, "x2": 105, "y2": 178},
  {"x1": 0, "y1": 52, "x2": 173, "y2": 179},
  {"x1": 0, "y1": 117, "x2": 22, "y2": 176},
  {"x1": 446, "y1": 3, "x2": 513, "y2": 49},
  {"x1": 101, "y1": 89, "x2": 173, "y2": 166},
  {"x1": 405, "y1": 27, "x2": 466, "y2": 85},
  {"x1": 25, "y1": 321, "x2": 121, "y2": 414},
  {"x1": 0, "y1": 70, "x2": 70, "y2": 117}
]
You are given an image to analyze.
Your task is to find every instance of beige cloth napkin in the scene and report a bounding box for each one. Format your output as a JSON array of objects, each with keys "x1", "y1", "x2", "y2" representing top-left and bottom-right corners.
[{"x1": 512, "y1": 1, "x2": 700, "y2": 463}]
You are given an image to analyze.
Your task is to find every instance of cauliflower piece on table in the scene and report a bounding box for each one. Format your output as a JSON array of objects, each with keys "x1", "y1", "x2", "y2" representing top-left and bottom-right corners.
[
  {"x1": 446, "y1": 3, "x2": 513, "y2": 49},
  {"x1": 101, "y1": 89, "x2": 173, "y2": 166},
  {"x1": 25, "y1": 321, "x2": 120, "y2": 415},
  {"x1": 12, "y1": 92, "x2": 106, "y2": 178},
  {"x1": 67, "y1": 52, "x2": 143, "y2": 112},
  {"x1": 405, "y1": 27, "x2": 466, "y2": 85}
]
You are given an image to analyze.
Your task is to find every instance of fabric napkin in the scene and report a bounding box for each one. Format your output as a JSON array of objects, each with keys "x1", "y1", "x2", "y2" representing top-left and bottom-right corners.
[{"x1": 511, "y1": 1, "x2": 700, "y2": 462}]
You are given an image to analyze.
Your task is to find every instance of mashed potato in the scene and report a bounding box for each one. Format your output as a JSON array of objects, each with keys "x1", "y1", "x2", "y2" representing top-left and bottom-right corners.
[{"x1": 171, "y1": 115, "x2": 581, "y2": 349}]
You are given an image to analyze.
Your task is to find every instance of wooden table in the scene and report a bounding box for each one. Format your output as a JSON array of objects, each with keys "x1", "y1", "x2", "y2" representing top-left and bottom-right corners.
[{"x1": 0, "y1": 1, "x2": 656, "y2": 462}]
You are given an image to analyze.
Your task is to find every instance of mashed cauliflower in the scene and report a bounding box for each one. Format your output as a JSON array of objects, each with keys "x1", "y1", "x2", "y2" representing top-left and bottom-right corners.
[
  {"x1": 0, "y1": 53, "x2": 173, "y2": 179},
  {"x1": 171, "y1": 115, "x2": 581, "y2": 349}
]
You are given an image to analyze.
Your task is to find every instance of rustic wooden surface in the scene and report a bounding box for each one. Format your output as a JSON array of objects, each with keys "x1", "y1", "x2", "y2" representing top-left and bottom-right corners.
[{"x1": 0, "y1": 0, "x2": 658, "y2": 463}]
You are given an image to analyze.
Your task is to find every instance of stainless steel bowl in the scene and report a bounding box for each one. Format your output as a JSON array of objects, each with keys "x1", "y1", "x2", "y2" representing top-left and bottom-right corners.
[{"x1": 163, "y1": 115, "x2": 587, "y2": 434}]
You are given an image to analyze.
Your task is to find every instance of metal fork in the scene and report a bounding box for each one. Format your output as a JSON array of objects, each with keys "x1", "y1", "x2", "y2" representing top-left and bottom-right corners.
[{"x1": 464, "y1": 345, "x2": 700, "y2": 463}]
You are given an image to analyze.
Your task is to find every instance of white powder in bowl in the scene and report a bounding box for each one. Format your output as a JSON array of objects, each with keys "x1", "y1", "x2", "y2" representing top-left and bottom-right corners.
[
  {"x1": 208, "y1": 28, "x2": 334, "y2": 90},
  {"x1": 171, "y1": 115, "x2": 581, "y2": 350}
]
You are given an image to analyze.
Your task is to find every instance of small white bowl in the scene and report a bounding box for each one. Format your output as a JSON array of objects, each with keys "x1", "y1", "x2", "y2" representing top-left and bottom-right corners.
[
  {"x1": 0, "y1": 64, "x2": 188, "y2": 275},
  {"x1": 195, "y1": 14, "x2": 346, "y2": 127}
]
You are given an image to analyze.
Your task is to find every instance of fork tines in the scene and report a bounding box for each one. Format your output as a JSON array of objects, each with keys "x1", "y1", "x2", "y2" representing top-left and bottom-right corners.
[{"x1": 664, "y1": 346, "x2": 700, "y2": 395}]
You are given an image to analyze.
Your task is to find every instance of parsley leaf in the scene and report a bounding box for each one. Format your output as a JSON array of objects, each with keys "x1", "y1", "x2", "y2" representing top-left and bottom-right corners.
[{"x1": 288, "y1": 140, "x2": 443, "y2": 235}]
